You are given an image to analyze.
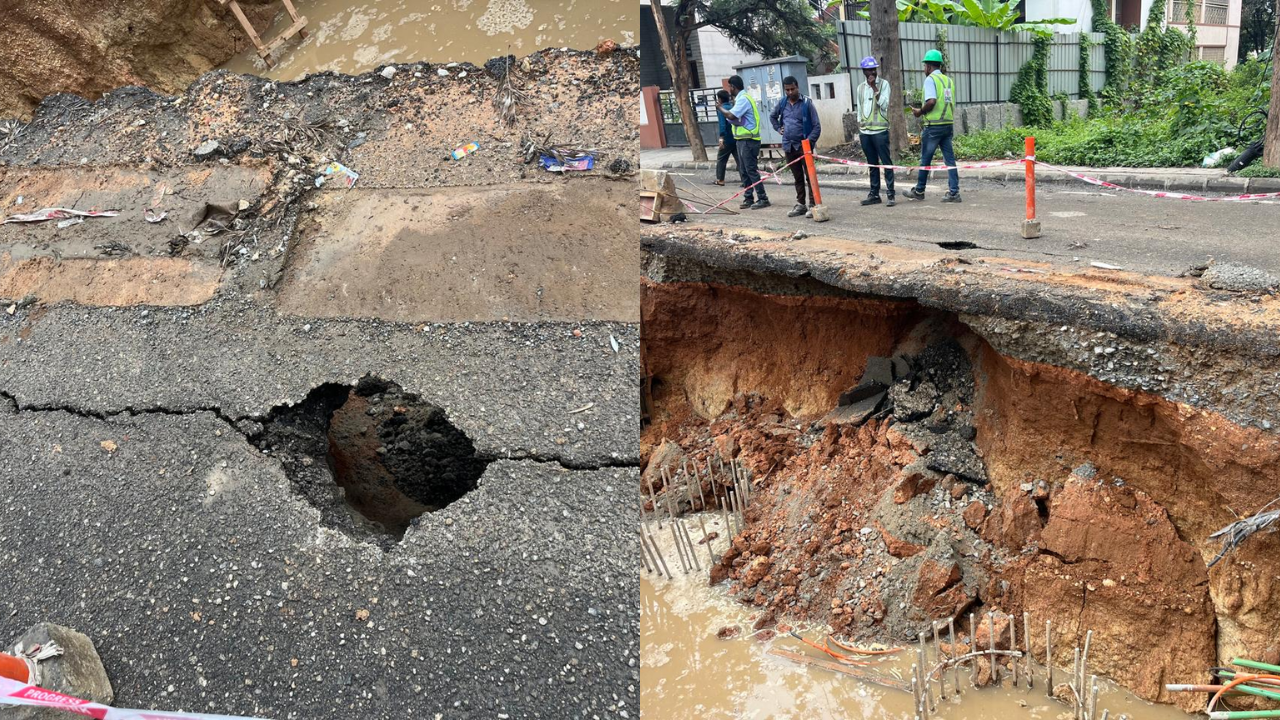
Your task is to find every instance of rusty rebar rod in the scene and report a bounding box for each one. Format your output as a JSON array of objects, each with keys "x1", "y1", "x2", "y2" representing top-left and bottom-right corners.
[
  {"x1": 987, "y1": 611, "x2": 997, "y2": 685},
  {"x1": 1011, "y1": 613, "x2": 1019, "y2": 687},
  {"x1": 935, "y1": 621, "x2": 946, "y2": 700},
  {"x1": 1024, "y1": 611, "x2": 1034, "y2": 690},
  {"x1": 950, "y1": 616, "x2": 961, "y2": 695},
  {"x1": 1046, "y1": 620, "x2": 1053, "y2": 697},
  {"x1": 970, "y1": 612, "x2": 979, "y2": 687},
  {"x1": 669, "y1": 519, "x2": 690, "y2": 573},
  {"x1": 641, "y1": 522, "x2": 671, "y2": 578}
]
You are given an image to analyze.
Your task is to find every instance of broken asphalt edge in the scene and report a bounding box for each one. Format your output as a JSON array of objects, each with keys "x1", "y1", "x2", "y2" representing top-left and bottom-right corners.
[{"x1": 642, "y1": 229, "x2": 1280, "y2": 432}]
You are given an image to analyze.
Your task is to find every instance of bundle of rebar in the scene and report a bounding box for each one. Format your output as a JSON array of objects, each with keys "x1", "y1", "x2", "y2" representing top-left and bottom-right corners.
[
  {"x1": 640, "y1": 451, "x2": 750, "y2": 579},
  {"x1": 1208, "y1": 498, "x2": 1280, "y2": 568}
]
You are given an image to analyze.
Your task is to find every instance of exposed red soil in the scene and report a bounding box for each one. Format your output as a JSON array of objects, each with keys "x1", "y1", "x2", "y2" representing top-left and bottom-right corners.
[
  {"x1": 641, "y1": 279, "x2": 1280, "y2": 713},
  {"x1": 641, "y1": 280, "x2": 927, "y2": 422}
]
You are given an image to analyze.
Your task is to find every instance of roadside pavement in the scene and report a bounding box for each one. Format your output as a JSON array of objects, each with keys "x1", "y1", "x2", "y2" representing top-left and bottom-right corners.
[{"x1": 642, "y1": 148, "x2": 1280, "y2": 196}]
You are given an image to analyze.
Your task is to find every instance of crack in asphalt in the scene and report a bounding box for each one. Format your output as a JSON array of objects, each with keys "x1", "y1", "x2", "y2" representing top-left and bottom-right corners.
[{"x1": 0, "y1": 390, "x2": 639, "y2": 472}]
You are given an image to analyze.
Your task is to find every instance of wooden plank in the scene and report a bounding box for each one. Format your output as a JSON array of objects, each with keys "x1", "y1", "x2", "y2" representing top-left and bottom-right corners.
[
  {"x1": 226, "y1": 0, "x2": 266, "y2": 53},
  {"x1": 261, "y1": 15, "x2": 309, "y2": 56},
  {"x1": 766, "y1": 648, "x2": 913, "y2": 692}
]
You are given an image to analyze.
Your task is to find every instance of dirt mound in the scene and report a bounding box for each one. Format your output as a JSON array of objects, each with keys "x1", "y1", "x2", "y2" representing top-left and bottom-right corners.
[{"x1": 0, "y1": 0, "x2": 278, "y2": 121}]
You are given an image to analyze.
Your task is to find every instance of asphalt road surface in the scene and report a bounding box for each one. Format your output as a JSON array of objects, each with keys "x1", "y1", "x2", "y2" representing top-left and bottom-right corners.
[
  {"x1": 0, "y1": 305, "x2": 639, "y2": 720},
  {"x1": 668, "y1": 168, "x2": 1280, "y2": 278}
]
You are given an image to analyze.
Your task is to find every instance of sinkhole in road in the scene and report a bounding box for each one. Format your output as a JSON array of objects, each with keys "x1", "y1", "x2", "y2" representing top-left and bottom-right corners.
[
  {"x1": 255, "y1": 376, "x2": 489, "y2": 544},
  {"x1": 639, "y1": 275, "x2": 1280, "y2": 715}
]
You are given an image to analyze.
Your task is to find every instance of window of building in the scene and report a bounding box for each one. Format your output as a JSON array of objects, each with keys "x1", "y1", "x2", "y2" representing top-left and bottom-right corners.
[{"x1": 1201, "y1": 45, "x2": 1226, "y2": 63}]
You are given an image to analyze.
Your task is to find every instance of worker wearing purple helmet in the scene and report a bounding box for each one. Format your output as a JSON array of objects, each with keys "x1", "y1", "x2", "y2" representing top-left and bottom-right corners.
[{"x1": 855, "y1": 56, "x2": 895, "y2": 207}]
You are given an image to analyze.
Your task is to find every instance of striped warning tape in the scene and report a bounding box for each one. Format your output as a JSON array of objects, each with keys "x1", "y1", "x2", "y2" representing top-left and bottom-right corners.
[
  {"x1": 0, "y1": 677, "x2": 273, "y2": 720},
  {"x1": 1033, "y1": 161, "x2": 1280, "y2": 202},
  {"x1": 812, "y1": 154, "x2": 1024, "y2": 172}
]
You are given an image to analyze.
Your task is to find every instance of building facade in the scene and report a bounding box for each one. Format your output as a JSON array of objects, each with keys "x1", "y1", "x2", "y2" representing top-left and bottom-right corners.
[{"x1": 1025, "y1": 0, "x2": 1241, "y2": 67}]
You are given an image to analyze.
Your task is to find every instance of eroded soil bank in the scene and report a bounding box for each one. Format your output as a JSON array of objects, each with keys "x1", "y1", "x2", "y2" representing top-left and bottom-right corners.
[{"x1": 640, "y1": 257, "x2": 1280, "y2": 713}]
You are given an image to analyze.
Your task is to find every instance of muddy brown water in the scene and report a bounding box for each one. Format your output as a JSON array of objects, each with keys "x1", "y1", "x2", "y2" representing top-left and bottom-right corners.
[
  {"x1": 641, "y1": 513, "x2": 1195, "y2": 720},
  {"x1": 221, "y1": 0, "x2": 634, "y2": 79}
]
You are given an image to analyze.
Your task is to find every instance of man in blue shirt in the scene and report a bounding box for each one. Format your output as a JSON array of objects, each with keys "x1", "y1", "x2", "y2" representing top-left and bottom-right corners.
[
  {"x1": 770, "y1": 76, "x2": 822, "y2": 217},
  {"x1": 720, "y1": 75, "x2": 769, "y2": 209},
  {"x1": 712, "y1": 89, "x2": 737, "y2": 186}
]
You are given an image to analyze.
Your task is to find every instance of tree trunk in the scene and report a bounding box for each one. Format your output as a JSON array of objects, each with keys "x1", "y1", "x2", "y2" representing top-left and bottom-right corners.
[
  {"x1": 650, "y1": 1, "x2": 708, "y2": 162},
  {"x1": 868, "y1": 0, "x2": 908, "y2": 159},
  {"x1": 1264, "y1": 0, "x2": 1280, "y2": 167}
]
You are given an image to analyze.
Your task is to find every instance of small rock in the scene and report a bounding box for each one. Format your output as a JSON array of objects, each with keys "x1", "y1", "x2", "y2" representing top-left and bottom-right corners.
[
  {"x1": 716, "y1": 626, "x2": 741, "y2": 640},
  {"x1": 380, "y1": 66, "x2": 397, "y2": 80},
  {"x1": 193, "y1": 139, "x2": 220, "y2": 157},
  {"x1": 9, "y1": 623, "x2": 113, "y2": 708}
]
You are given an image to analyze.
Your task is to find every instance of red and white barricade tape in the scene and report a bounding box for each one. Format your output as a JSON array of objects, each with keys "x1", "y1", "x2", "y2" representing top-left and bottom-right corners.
[
  {"x1": 0, "y1": 677, "x2": 273, "y2": 720},
  {"x1": 812, "y1": 154, "x2": 1024, "y2": 173},
  {"x1": 1033, "y1": 161, "x2": 1280, "y2": 202}
]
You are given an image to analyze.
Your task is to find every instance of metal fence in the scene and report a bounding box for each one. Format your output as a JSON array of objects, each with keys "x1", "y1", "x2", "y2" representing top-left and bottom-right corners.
[
  {"x1": 837, "y1": 21, "x2": 1106, "y2": 106},
  {"x1": 658, "y1": 86, "x2": 723, "y2": 146}
]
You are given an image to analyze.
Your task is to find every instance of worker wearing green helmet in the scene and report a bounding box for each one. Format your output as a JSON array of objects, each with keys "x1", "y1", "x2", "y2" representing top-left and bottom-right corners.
[{"x1": 903, "y1": 48, "x2": 960, "y2": 203}]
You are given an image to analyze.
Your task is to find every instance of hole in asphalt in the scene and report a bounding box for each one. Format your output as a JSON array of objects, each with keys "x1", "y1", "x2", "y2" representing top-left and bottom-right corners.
[
  {"x1": 252, "y1": 376, "x2": 489, "y2": 545},
  {"x1": 935, "y1": 241, "x2": 979, "y2": 250}
]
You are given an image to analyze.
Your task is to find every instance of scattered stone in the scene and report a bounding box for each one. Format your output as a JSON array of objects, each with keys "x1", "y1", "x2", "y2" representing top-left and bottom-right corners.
[
  {"x1": 962, "y1": 500, "x2": 987, "y2": 530},
  {"x1": 192, "y1": 139, "x2": 220, "y2": 158},
  {"x1": 380, "y1": 66, "x2": 397, "y2": 80},
  {"x1": 1201, "y1": 263, "x2": 1280, "y2": 292},
  {"x1": 716, "y1": 626, "x2": 741, "y2": 640}
]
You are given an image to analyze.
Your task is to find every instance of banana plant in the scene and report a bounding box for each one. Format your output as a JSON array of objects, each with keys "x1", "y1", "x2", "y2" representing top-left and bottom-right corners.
[{"x1": 860, "y1": 0, "x2": 1074, "y2": 35}]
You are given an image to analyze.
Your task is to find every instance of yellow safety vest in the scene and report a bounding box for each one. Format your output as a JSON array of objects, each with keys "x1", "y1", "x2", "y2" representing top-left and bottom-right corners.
[
  {"x1": 731, "y1": 93, "x2": 761, "y2": 141},
  {"x1": 922, "y1": 72, "x2": 955, "y2": 126}
]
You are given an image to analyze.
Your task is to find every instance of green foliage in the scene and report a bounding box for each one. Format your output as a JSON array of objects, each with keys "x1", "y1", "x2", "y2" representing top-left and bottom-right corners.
[
  {"x1": 862, "y1": 0, "x2": 1072, "y2": 35},
  {"x1": 697, "y1": 0, "x2": 833, "y2": 63},
  {"x1": 1184, "y1": 0, "x2": 1197, "y2": 57},
  {"x1": 1237, "y1": 164, "x2": 1280, "y2": 178},
  {"x1": 935, "y1": 27, "x2": 950, "y2": 70},
  {"x1": 955, "y1": 60, "x2": 1270, "y2": 168},
  {"x1": 1090, "y1": 0, "x2": 1133, "y2": 100},
  {"x1": 1010, "y1": 34, "x2": 1052, "y2": 127},
  {"x1": 1239, "y1": 0, "x2": 1276, "y2": 61},
  {"x1": 1078, "y1": 38, "x2": 1098, "y2": 114},
  {"x1": 1133, "y1": 0, "x2": 1191, "y2": 84}
]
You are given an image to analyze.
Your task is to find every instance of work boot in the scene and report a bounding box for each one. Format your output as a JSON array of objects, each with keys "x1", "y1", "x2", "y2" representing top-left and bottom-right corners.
[
  {"x1": 903, "y1": 188, "x2": 925, "y2": 201},
  {"x1": 886, "y1": 193, "x2": 897, "y2": 207},
  {"x1": 751, "y1": 198, "x2": 771, "y2": 209},
  {"x1": 787, "y1": 203, "x2": 806, "y2": 217},
  {"x1": 740, "y1": 198, "x2": 754, "y2": 209},
  {"x1": 942, "y1": 192, "x2": 962, "y2": 203},
  {"x1": 860, "y1": 193, "x2": 881, "y2": 206}
]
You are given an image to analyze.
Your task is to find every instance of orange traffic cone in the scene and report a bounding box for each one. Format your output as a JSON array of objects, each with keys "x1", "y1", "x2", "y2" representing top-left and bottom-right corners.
[{"x1": 0, "y1": 652, "x2": 30, "y2": 683}]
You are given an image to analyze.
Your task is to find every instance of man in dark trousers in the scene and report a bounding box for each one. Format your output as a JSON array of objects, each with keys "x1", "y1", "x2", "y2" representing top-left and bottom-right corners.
[
  {"x1": 720, "y1": 75, "x2": 768, "y2": 209},
  {"x1": 855, "y1": 56, "x2": 894, "y2": 206},
  {"x1": 711, "y1": 89, "x2": 737, "y2": 186},
  {"x1": 770, "y1": 76, "x2": 822, "y2": 217}
]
